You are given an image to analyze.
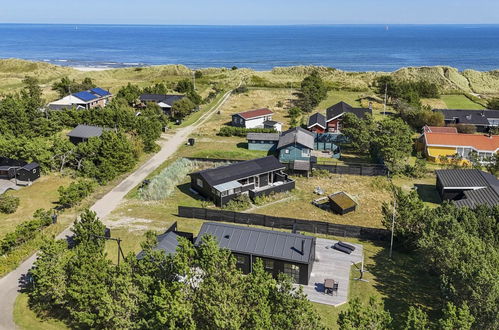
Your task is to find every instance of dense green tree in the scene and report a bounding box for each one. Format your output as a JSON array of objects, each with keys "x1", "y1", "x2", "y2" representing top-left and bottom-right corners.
[
  {"x1": 143, "y1": 82, "x2": 167, "y2": 95},
  {"x1": 337, "y1": 297, "x2": 392, "y2": 330},
  {"x1": 300, "y1": 71, "x2": 328, "y2": 112},
  {"x1": 438, "y1": 302, "x2": 475, "y2": 330},
  {"x1": 371, "y1": 117, "x2": 413, "y2": 172},
  {"x1": 341, "y1": 113, "x2": 376, "y2": 153},
  {"x1": 382, "y1": 186, "x2": 428, "y2": 250},
  {"x1": 52, "y1": 77, "x2": 96, "y2": 98},
  {"x1": 171, "y1": 98, "x2": 195, "y2": 119},
  {"x1": 21, "y1": 76, "x2": 44, "y2": 115},
  {"x1": 95, "y1": 131, "x2": 137, "y2": 182},
  {"x1": 116, "y1": 83, "x2": 142, "y2": 106},
  {"x1": 487, "y1": 98, "x2": 499, "y2": 110},
  {"x1": 72, "y1": 209, "x2": 106, "y2": 250},
  {"x1": 175, "y1": 79, "x2": 194, "y2": 93},
  {"x1": 403, "y1": 306, "x2": 429, "y2": 330},
  {"x1": 50, "y1": 135, "x2": 76, "y2": 172}
]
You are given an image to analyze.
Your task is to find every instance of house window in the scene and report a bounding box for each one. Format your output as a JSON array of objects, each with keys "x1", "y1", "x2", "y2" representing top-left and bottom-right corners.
[
  {"x1": 221, "y1": 190, "x2": 228, "y2": 197},
  {"x1": 283, "y1": 263, "x2": 300, "y2": 283},
  {"x1": 196, "y1": 178, "x2": 203, "y2": 188},
  {"x1": 260, "y1": 140, "x2": 264, "y2": 144},
  {"x1": 228, "y1": 189, "x2": 234, "y2": 195},
  {"x1": 236, "y1": 255, "x2": 247, "y2": 267},
  {"x1": 301, "y1": 149, "x2": 310, "y2": 157},
  {"x1": 285, "y1": 149, "x2": 290, "y2": 154},
  {"x1": 264, "y1": 259, "x2": 274, "y2": 272}
]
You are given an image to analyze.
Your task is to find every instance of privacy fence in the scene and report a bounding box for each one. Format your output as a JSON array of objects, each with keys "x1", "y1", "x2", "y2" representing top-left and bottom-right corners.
[
  {"x1": 185, "y1": 157, "x2": 388, "y2": 177},
  {"x1": 312, "y1": 162, "x2": 388, "y2": 176},
  {"x1": 178, "y1": 206, "x2": 390, "y2": 241}
]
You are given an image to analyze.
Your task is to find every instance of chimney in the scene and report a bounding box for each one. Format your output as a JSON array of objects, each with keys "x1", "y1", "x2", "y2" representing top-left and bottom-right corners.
[{"x1": 301, "y1": 239, "x2": 305, "y2": 255}]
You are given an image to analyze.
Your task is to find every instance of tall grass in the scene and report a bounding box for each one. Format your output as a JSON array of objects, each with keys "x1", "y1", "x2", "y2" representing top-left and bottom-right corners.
[{"x1": 138, "y1": 158, "x2": 197, "y2": 201}]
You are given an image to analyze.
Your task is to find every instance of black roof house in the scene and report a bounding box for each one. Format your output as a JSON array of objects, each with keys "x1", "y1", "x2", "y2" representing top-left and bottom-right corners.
[
  {"x1": 307, "y1": 112, "x2": 327, "y2": 130},
  {"x1": 326, "y1": 101, "x2": 372, "y2": 121},
  {"x1": 0, "y1": 157, "x2": 40, "y2": 183},
  {"x1": 189, "y1": 156, "x2": 294, "y2": 206},
  {"x1": 433, "y1": 109, "x2": 499, "y2": 132},
  {"x1": 435, "y1": 169, "x2": 499, "y2": 207},
  {"x1": 195, "y1": 222, "x2": 316, "y2": 284},
  {"x1": 139, "y1": 94, "x2": 184, "y2": 114},
  {"x1": 67, "y1": 124, "x2": 107, "y2": 144}
]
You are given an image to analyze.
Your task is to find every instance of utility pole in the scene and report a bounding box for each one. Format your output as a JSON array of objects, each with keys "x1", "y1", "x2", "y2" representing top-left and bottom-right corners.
[
  {"x1": 383, "y1": 83, "x2": 388, "y2": 116},
  {"x1": 389, "y1": 199, "x2": 396, "y2": 258},
  {"x1": 90, "y1": 234, "x2": 125, "y2": 266}
]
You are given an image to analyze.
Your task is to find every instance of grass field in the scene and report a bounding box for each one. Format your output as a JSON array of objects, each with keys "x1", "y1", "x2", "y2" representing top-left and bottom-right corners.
[
  {"x1": 0, "y1": 174, "x2": 73, "y2": 240},
  {"x1": 440, "y1": 94, "x2": 485, "y2": 109}
]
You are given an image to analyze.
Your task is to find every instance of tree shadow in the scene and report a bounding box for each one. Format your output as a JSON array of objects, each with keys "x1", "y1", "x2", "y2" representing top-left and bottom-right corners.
[
  {"x1": 369, "y1": 244, "x2": 442, "y2": 327},
  {"x1": 236, "y1": 142, "x2": 248, "y2": 149},
  {"x1": 414, "y1": 184, "x2": 441, "y2": 204}
]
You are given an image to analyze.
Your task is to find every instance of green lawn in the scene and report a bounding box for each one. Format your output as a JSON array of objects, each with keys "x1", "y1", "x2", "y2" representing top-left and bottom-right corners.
[
  {"x1": 441, "y1": 94, "x2": 485, "y2": 109},
  {"x1": 317, "y1": 91, "x2": 363, "y2": 111},
  {"x1": 14, "y1": 294, "x2": 68, "y2": 330}
]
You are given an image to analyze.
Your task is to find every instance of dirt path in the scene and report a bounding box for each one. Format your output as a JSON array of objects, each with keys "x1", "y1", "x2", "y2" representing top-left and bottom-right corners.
[{"x1": 0, "y1": 89, "x2": 234, "y2": 330}]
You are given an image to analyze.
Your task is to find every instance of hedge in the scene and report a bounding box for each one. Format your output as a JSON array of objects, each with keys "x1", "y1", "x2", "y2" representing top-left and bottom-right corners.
[{"x1": 218, "y1": 126, "x2": 276, "y2": 137}]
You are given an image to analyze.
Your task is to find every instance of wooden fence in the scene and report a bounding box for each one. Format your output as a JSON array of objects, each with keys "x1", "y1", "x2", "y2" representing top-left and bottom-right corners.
[
  {"x1": 312, "y1": 162, "x2": 388, "y2": 176},
  {"x1": 178, "y1": 206, "x2": 390, "y2": 241}
]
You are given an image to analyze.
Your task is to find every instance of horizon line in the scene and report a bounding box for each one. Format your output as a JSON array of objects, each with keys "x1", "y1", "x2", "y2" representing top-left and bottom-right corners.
[{"x1": 1, "y1": 22, "x2": 499, "y2": 27}]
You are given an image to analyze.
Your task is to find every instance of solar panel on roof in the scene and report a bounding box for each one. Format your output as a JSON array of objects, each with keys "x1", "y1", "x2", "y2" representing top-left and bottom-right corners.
[
  {"x1": 91, "y1": 87, "x2": 111, "y2": 97},
  {"x1": 73, "y1": 91, "x2": 98, "y2": 102}
]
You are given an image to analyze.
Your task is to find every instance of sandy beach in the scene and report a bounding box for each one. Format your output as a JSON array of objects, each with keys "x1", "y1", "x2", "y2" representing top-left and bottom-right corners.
[{"x1": 72, "y1": 66, "x2": 113, "y2": 72}]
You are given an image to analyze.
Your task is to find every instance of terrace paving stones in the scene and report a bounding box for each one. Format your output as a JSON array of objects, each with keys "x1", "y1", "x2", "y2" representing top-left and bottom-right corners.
[{"x1": 299, "y1": 238, "x2": 363, "y2": 306}]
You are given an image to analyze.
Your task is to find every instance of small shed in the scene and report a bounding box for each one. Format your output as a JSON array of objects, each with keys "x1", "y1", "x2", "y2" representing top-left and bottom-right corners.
[
  {"x1": 16, "y1": 163, "x2": 41, "y2": 182},
  {"x1": 328, "y1": 192, "x2": 357, "y2": 215}
]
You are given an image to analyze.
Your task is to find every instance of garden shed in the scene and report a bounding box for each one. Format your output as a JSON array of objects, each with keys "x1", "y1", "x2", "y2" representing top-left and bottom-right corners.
[{"x1": 328, "y1": 192, "x2": 357, "y2": 215}]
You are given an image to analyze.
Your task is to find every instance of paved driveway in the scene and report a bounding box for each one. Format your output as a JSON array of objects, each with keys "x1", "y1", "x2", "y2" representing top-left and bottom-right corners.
[{"x1": 0, "y1": 179, "x2": 18, "y2": 195}]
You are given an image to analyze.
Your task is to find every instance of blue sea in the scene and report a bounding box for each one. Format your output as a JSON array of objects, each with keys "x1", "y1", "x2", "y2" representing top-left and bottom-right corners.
[{"x1": 0, "y1": 24, "x2": 498, "y2": 72}]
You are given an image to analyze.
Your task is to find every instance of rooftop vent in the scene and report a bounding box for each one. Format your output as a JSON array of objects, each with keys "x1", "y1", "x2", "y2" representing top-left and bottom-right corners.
[{"x1": 224, "y1": 234, "x2": 230, "y2": 239}]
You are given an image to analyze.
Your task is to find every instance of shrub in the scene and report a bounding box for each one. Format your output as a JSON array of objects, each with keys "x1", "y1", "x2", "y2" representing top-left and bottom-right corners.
[
  {"x1": 194, "y1": 71, "x2": 203, "y2": 79},
  {"x1": 231, "y1": 66, "x2": 238, "y2": 70},
  {"x1": 223, "y1": 194, "x2": 252, "y2": 211},
  {"x1": 487, "y1": 98, "x2": 499, "y2": 110},
  {"x1": 450, "y1": 123, "x2": 476, "y2": 134},
  {"x1": 218, "y1": 126, "x2": 276, "y2": 137},
  {"x1": 57, "y1": 180, "x2": 96, "y2": 208},
  {"x1": 0, "y1": 194, "x2": 20, "y2": 214},
  {"x1": 0, "y1": 209, "x2": 52, "y2": 256},
  {"x1": 233, "y1": 86, "x2": 249, "y2": 94},
  {"x1": 139, "y1": 158, "x2": 197, "y2": 201}
]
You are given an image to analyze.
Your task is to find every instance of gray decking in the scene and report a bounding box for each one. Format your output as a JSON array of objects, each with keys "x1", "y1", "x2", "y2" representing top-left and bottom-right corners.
[{"x1": 298, "y1": 238, "x2": 363, "y2": 306}]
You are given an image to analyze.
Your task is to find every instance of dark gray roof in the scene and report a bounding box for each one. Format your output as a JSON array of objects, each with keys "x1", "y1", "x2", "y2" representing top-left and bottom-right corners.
[
  {"x1": 307, "y1": 112, "x2": 326, "y2": 129},
  {"x1": 195, "y1": 222, "x2": 315, "y2": 264},
  {"x1": 140, "y1": 94, "x2": 184, "y2": 106},
  {"x1": 326, "y1": 101, "x2": 372, "y2": 121},
  {"x1": 436, "y1": 169, "x2": 499, "y2": 208},
  {"x1": 433, "y1": 109, "x2": 499, "y2": 126},
  {"x1": 263, "y1": 120, "x2": 279, "y2": 126},
  {"x1": 454, "y1": 187, "x2": 499, "y2": 208},
  {"x1": 137, "y1": 231, "x2": 180, "y2": 259},
  {"x1": 191, "y1": 156, "x2": 284, "y2": 186},
  {"x1": 67, "y1": 124, "x2": 105, "y2": 139},
  {"x1": 277, "y1": 127, "x2": 315, "y2": 150},
  {"x1": 436, "y1": 169, "x2": 496, "y2": 188},
  {"x1": 247, "y1": 132, "x2": 280, "y2": 141},
  {"x1": 21, "y1": 163, "x2": 39, "y2": 171}
]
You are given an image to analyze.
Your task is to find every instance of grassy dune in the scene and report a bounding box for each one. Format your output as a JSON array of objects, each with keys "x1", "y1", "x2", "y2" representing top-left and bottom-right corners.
[{"x1": 1, "y1": 59, "x2": 498, "y2": 101}]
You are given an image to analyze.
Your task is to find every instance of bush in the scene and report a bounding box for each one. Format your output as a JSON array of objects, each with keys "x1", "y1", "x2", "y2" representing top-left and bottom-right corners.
[
  {"x1": 0, "y1": 209, "x2": 52, "y2": 256},
  {"x1": 223, "y1": 194, "x2": 252, "y2": 211},
  {"x1": 218, "y1": 126, "x2": 276, "y2": 137},
  {"x1": 194, "y1": 71, "x2": 203, "y2": 79},
  {"x1": 0, "y1": 194, "x2": 20, "y2": 214},
  {"x1": 231, "y1": 66, "x2": 238, "y2": 70},
  {"x1": 233, "y1": 86, "x2": 249, "y2": 94},
  {"x1": 450, "y1": 123, "x2": 476, "y2": 134},
  {"x1": 57, "y1": 180, "x2": 96, "y2": 208},
  {"x1": 487, "y1": 98, "x2": 499, "y2": 110}
]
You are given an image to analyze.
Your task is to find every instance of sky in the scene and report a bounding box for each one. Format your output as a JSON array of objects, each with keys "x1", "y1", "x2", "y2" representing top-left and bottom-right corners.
[{"x1": 1, "y1": 0, "x2": 499, "y2": 25}]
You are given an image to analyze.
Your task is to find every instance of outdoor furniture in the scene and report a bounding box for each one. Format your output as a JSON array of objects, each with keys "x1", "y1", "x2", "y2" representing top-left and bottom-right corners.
[
  {"x1": 338, "y1": 241, "x2": 356, "y2": 252},
  {"x1": 324, "y1": 279, "x2": 335, "y2": 295},
  {"x1": 333, "y1": 243, "x2": 352, "y2": 254}
]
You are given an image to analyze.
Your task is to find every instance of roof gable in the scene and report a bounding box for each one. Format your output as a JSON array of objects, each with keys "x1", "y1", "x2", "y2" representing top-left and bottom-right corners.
[
  {"x1": 307, "y1": 112, "x2": 326, "y2": 129},
  {"x1": 235, "y1": 108, "x2": 273, "y2": 120},
  {"x1": 277, "y1": 127, "x2": 315, "y2": 150},
  {"x1": 326, "y1": 101, "x2": 371, "y2": 121}
]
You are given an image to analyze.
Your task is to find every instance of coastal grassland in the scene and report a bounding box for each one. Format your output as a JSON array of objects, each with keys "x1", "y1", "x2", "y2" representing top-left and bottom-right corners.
[{"x1": 0, "y1": 174, "x2": 72, "y2": 240}]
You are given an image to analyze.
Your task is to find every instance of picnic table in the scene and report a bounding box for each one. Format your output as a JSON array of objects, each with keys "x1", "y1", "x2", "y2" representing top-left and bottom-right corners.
[{"x1": 324, "y1": 279, "x2": 338, "y2": 295}]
